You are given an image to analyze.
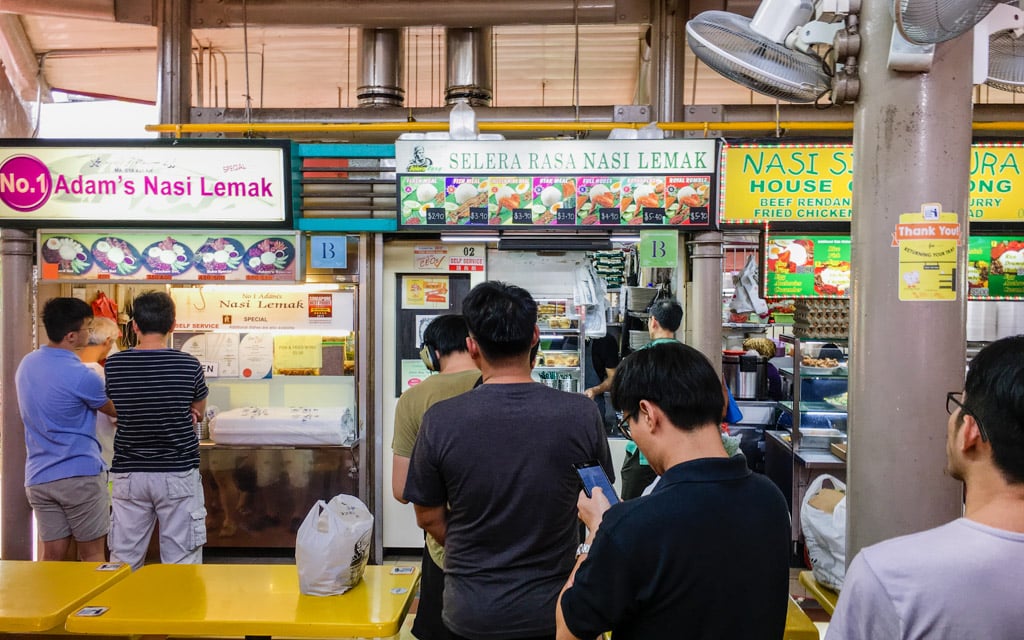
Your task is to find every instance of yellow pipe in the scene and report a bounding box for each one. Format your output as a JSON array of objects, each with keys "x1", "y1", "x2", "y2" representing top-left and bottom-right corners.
[{"x1": 145, "y1": 120, "x2": 1022, "y2": 136}]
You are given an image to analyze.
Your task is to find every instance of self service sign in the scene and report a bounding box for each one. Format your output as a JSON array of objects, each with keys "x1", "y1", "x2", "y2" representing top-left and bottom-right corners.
[{"x1": 0, "y1": 140, "x2": 291, "y2": 227}]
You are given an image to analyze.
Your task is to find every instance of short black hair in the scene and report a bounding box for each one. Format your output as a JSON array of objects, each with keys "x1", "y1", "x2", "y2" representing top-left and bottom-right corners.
[
  {"x1": 462, "y1": 281, "x2": 537, "y2": 362},
  {"x1": 132, "y1": 291, "x2": 176, "y2": 335},
  {"x1": 649, "y1": 298, "x2": 683, "y2": 333},
  {"x1": 42, "y1": 297, "x2": 93, "y2": 343},
  {"x1": 422, "y1": 314, "x2": 470, "y2": 357},
  {"x1": 964, "y1": 335, "x2": 1024, "y2": 484},
  {"x1": 611, "y1": 341, "x2": 723, "y2": 432}
]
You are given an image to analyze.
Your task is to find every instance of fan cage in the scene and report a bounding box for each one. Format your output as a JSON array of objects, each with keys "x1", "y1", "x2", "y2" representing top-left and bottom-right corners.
[
  {"x1": 987, "y1": 31, "x2": 1024, "y2": 92},
  {"x1": 897, "y1": 0, "x2": 1001, "y2": 44}
]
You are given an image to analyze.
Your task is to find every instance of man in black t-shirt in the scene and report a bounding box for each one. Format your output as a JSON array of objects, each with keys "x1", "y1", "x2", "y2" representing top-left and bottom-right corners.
[
  {"x1": 556, "y1": 342, "x2": 790, "y2": 640},
  {"x1": 405, "y1": 281, "x2": 612, "y2": 640},
  {"x1": 583, "y1": 333, "x2": 620, "y2": 435}
]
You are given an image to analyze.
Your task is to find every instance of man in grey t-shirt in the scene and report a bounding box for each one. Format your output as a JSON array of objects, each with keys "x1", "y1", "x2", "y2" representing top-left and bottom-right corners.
[
  {"x1": 404, "y1": 281, "x2": 613, "y2": 640},
  {"x1": 826, "y1": 336, "x2": 1024, "y2": 640}
]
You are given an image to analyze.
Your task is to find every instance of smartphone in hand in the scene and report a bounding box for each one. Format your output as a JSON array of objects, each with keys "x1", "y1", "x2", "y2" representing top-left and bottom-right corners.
[{"x1": 573, "y1": 460, "x2": 620, "y2": 505}]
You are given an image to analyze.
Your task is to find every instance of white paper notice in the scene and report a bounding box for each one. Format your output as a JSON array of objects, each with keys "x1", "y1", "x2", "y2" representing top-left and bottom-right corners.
[
  {"x1": 238, "y1": 333, "x2": 274, "y2": 379},
  {"x1": 206, "y1": 333, "x2": 240, "y2": 377}
]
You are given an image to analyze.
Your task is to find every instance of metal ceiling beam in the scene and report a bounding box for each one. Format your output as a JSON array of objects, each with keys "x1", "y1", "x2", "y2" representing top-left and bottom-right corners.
[
  {"x1": 0, "y1": 0, "x2": 114, "y2": 21},
  {"x1": 0, "y1": 13, "x2": 50, "y2": 102},
  {"x1": 194, "y1": 0, "x2": 651, "y2": 28}
]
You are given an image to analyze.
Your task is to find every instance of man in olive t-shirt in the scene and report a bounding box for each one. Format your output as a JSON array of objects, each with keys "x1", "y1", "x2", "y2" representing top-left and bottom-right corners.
[{"x1": 392, "y1": 314, "x2": 479, "y2": 640}]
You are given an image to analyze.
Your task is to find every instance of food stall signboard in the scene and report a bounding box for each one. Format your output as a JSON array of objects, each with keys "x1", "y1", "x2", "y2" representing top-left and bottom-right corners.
[
  {"x1": 968, "y1": 235, "x2": 1024, "y2": 299},
  {"x1": 765, "y1": 234, "x2": 851, "y2": 298},
  {"x1": 38, "y1": 230, "x2": 301, "y2": 282},
  {"x1": 0, "y1": 140, "x2": 290, "y2": 226},
  {"x1": 395, "y1": 139, "x2": 718, "y2": 230},
  {"x1": 170, "y1": 289, "x2": 354, "y2": 332},
  {"x1": 721, "y1": 142, "x2": 1024, "y2": 223}
]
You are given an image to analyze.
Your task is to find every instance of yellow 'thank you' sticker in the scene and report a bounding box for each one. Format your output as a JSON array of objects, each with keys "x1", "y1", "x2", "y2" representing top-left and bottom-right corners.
[{"x1": 892, "y1": 205, "x2": 961, "y2": 301}]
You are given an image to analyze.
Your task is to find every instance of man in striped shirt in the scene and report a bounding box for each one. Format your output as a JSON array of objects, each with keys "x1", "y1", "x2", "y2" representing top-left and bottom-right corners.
[{"x1": 104, "y1": 291, "x2": 209, "y2": 570}]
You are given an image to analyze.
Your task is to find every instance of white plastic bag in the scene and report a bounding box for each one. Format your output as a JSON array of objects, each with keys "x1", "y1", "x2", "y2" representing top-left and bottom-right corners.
[
  {"x1": 295, "y1": 494, "x2": 374, "y2": 596},
  {"x1": 801, "y1": 474, "x2": 847, "y2": 591}
]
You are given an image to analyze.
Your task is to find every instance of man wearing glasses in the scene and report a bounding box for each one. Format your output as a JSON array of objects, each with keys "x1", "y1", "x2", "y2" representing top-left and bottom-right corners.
[
  {"x1": 556, "y1": 341, "x2": 790, "y2": 640},
  {"x1": 826, "y1": 336, "x2": 1024, "y2": 640}
]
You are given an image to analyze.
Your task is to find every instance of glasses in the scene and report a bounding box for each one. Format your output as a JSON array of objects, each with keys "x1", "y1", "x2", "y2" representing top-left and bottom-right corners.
[
  {"x1": 616, "y1": 412, "x2": 634, "y2": 441},
  {"x1": 946, "y1": 391, "x2": 989, "y2": 442}
]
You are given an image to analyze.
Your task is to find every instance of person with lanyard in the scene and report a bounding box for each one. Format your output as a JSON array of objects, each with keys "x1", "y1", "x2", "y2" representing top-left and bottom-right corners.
[{"x1": 619, "y1": 298, "x2": 743, "y2": 499}]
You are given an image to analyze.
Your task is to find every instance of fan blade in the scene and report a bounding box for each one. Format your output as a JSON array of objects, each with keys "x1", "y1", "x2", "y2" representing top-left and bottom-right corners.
[
  {"x1": 895, "y1": 0, "x2": 1002, "y2": 44},
  {"x1": 987, "y1": 31, "x2": 1024, "y2": 92},
  {"x1": 686, "y1": 11, "x2": 831, "y2": 103}
]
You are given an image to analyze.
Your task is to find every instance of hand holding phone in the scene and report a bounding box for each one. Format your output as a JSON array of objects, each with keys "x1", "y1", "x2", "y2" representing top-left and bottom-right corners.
[{"x1": 573, "y1": 460, "x2": 620, "y2": 505}]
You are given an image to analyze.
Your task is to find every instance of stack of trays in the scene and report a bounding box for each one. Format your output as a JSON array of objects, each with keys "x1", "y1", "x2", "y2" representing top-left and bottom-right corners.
[
  {"x1": 626, "y1": 286, "x2": 659, "y2": 312},
  {"x1": 628, "y1": 329, "x2": 651, "y2": 350}
]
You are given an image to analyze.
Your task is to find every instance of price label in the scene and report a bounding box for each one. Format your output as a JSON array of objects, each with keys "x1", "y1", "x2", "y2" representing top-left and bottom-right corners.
[
  {"x1": 468, "y1": 208, "x2": 489, "y2": 224},
  {"x1": 425, "y1": 208, "x2": 446, "y2": 224},
  {"x1": 599, "y1": 208, "x2": 621, "y2": 225},
  {"x1": 689, "y1": 207, "x2": 710, "y2": 225},
  {"x1": 512, "y1": 208, "x2": 533, "y2": 224},
  {"x1": 642, "y1": 208, "x2": 666, "y2": 224},
  {"x1": 555, "y1": 208, "x2": 578, "y2": 224}
]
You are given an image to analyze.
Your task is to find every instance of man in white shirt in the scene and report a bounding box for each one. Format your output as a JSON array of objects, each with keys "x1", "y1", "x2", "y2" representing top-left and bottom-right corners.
[{"x1": 826, "y1": 335, "x2": 1024, "y2": 640}]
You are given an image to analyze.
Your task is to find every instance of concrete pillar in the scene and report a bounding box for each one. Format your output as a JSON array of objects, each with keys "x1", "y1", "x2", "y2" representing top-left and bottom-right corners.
[
  {"x1": 0, "y1": 62, "x2": 32, "y2": 137},
  {"x1": 1, "y1": 229, "x2": 36, "y2": 559},
  {"x1": 156, "y1": 0, "x2": 192, "y2": 129},
  {"x1": 650, "y1": 0, "x2": 684, "y2": 123},
  {"x1": 847, "y1": 0, "x2": 968, "y2": 559},
  {"x1": 689, "y1": 231, "x2": 724, "y2": 374}
]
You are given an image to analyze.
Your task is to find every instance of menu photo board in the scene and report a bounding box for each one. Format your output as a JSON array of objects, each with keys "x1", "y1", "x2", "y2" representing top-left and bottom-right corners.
[
  {"x1": 395, "y1": 139, "x2": 718, "y2": 230},
  {"x1": 765, "y1": 233, "x2": 851, "y2": 298},
  {"x1": 38, "y1": 230, "x2": 302, "y2": 283},
  {"x1": 968, "y1": 235, "x2": 1024, "y2": 299}
]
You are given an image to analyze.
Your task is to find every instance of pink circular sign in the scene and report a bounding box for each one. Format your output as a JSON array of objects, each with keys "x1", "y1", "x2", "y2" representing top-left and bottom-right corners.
[{"x1": 0, "y1": 155, "x2": 53, "y2": 212}]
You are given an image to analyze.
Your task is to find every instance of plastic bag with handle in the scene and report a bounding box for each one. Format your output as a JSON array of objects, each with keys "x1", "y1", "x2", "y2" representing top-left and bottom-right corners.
[
  {"x1": 91, "y1": 292, "x2": 119, "y2": 323},
  {"x1": 295, "y1": 494, "x2": 373, "y2": 596},
  {"x1": 801, "y1": 474, "x2": 847, "y2": 591}
]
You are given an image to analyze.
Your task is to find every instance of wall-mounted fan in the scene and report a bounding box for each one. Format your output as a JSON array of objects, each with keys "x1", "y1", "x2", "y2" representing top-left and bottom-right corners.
[
  {"x1": 686, "y1": 0, "x2": 858, "y2": 104},
  {"x1": 893, "y1": 0, "x2": 1023, "y2": 87}
]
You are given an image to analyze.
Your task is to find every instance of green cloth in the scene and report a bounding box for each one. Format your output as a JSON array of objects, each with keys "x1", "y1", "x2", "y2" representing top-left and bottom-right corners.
[{"x1": 392, "y1": 368, "x2": 480, "y2": 567}]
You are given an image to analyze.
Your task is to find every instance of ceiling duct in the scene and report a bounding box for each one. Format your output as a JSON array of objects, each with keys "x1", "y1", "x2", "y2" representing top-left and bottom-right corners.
[
  {"x1": 446, "y1": 27, "x2": 492, "y2": 106},
  {"x1": 357, "y1": 28, "x2": 405, "y2": 107}
]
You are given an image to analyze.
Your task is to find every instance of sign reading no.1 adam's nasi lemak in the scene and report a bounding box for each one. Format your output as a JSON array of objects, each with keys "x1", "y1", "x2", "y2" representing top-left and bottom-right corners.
[
  {"x1": 721, "y1": 142, "x2": 1024, "y2": 223},
  {"x1": 0, "y1": 140, "x2": 290, "y2": 226},
  {"x1": 395, "y1": 139, "x2": 718, "y2": 230}
]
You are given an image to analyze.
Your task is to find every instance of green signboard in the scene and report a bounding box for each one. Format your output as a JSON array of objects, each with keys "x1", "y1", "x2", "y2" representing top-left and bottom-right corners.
[
  {"x1": 968, "y1": 235, "x2": 1024, "y2": 299},
  {"x1": 639, "y1": 230, "x2": 679, "y2": 268},
  {"x1": 765, "y1": 234, "x2": 851, "y2": 298}
]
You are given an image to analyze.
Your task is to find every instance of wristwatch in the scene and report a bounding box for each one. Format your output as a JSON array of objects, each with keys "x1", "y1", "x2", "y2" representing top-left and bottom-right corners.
[{"x1": 575, "y1": 543, "x2": 591, "y2": 557}]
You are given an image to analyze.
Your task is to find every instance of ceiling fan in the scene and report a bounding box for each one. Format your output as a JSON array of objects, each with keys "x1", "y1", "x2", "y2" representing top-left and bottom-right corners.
[{"x1": 686, "y1": 0, "x2": 861, "y2": 104}]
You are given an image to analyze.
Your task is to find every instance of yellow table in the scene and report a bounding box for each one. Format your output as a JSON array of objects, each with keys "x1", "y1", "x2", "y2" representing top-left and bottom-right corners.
[
  {"x1": 0, "y1": 560, "x2": 130, "y2": 633},
  {"x1": 799, "y1": 570, "x2": 840, "y2": 616},
  {"x1": 785, "y1": 596, "x2": 820, "y2": 640},
  {"x1": 64, "y1": 563, "x2": 420, "y2": 639}
]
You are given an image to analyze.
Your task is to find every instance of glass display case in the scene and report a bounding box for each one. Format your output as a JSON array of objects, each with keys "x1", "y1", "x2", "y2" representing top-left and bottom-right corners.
[{"x1": 534, "y1": 297, "x2": 584, "y2": 392}]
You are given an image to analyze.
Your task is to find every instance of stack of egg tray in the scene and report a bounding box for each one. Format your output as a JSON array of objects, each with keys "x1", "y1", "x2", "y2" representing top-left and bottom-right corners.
[{"x1": 793, "y1": 299, "x2": 850, "y2": 339}]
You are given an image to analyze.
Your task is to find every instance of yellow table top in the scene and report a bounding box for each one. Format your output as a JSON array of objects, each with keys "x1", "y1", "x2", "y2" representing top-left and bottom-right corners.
[
  {"x1": 64, "y1": 563, "x2": 420, "y2": 638},
  {"x1": 0, "y1": 560, "x2": 130, "y2": 633},
  {"x1": 785, "y1": 596, "x2": 820, "y2": 640},
  {"x1": 799, "y1": 570, "x2": 840, "y2": 616}
]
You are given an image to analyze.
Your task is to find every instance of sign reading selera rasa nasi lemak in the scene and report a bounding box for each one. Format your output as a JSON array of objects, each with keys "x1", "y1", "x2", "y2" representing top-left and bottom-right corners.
[
  {"x1": 395, "y1": 139, "x2": 719, "y2": 230},
  {"x1": 0, "y1": 140, "x2": 290, "y2": 226}
]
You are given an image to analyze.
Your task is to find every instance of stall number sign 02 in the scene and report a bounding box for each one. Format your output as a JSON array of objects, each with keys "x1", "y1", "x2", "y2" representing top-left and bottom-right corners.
[{"x1": 639, "y1": 230, "x2": 679, "y2": 268}]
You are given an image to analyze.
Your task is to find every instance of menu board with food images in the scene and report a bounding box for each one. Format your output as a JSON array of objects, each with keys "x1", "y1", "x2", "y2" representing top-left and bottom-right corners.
[
  {"x1": 38, "y1": 230, "x2": 301, "y2": 282},
  {"x1": 395, "y1": 139, "x2": 719, "y2": 230},
  {"x1": 968, "y1": 235, "x2": 1024, "y2": 299},
  {"x1": 765, "y1": 234, "x2": 851, "y2": 298}
]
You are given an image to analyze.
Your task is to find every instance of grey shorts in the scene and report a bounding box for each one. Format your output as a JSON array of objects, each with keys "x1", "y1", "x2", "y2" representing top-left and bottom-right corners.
[{"x1": 26, "y1": 474, "x2": 110, "y2": 543}]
